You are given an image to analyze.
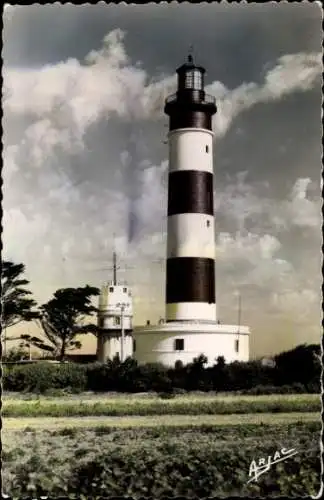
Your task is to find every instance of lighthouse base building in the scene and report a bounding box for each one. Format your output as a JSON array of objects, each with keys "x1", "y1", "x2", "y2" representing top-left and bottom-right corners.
[{"x1": 133, "y1": 322, "x2": 249, "y2": 367}]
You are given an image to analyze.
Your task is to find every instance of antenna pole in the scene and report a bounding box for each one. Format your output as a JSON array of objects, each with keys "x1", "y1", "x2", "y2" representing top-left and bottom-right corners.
[
  {"x1": 188, "y1": 44, "x2": 194, "y2": 63},
  {"x1": 238, "y1": 292, "x2": 241, "y2": 333},
  {"x1": 120, "y1": 304, "x2": 125, "y2": 363},
  {"x1": 113, "y1": 233, "x2": 117, "y2": 285},
  {"x1": 113, "y1": 252, "x2": 117, "y2": 285}
]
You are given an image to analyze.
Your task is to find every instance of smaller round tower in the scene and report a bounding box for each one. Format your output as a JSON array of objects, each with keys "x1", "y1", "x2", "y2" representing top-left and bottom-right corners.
[{"x1": 96, "y1": 252, "x2": 133, "y2": 362}]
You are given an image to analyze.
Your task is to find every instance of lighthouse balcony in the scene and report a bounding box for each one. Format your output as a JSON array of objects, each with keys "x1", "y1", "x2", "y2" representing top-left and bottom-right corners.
[{"x1": 165, "y1": 91, "x2": 216, "y2": 106}]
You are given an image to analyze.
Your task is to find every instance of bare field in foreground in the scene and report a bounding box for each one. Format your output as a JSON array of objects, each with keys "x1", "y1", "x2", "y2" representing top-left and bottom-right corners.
[{"x1": 2, "y1": 419, "x2": 321, "y2": 498}]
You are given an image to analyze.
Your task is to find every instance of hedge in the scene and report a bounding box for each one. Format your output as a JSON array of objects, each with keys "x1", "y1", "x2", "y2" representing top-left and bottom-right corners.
[{"x1": 2, "y1": 356, "x2": 320, "y2": 394}]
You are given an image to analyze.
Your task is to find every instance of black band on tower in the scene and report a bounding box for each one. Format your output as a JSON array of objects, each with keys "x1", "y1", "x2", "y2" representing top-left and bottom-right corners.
[
  {"x1": 169, "y1": 110, "x2": 213, "y2": 131},
  {"x1": 168, "y1": 170, "x2": 214, "y2": 216},
  {"x1": 166, "y1": 257, "x2": 215, "y2": 303}
]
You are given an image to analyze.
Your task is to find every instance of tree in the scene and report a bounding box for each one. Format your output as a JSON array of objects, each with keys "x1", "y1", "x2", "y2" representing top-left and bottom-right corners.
[
  {"x1": 185, "y1": 354, "x2": 210, "y2": 391},
  {"x1": 209, "y1": 356, "x2": 229, "y2": 391},
  {"x1": 21, "y1": 285, "x2": 100, "y2": 361},
  {"x1": 1, "y1": 261, "x2": 39, "y2": 331},
  {"x1": 215, "y1": 355, "x2": 226, "y2": 368},
  {"x1": 274, "y1": 343, "x2": 321, "y2": 386}
]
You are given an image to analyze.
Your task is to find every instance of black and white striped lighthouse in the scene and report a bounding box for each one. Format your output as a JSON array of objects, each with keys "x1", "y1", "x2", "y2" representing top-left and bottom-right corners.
[{"x1": 164, "y1": 55, "x2": 217, "y2": 323}]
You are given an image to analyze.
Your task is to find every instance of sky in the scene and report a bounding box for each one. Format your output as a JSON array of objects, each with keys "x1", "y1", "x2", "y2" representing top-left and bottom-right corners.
[{"x1": 2, "y1": 2, "x2": 323, "y2": 358}]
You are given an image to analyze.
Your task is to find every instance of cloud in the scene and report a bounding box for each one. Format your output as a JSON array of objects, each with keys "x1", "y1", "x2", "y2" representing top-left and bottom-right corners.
[
  {"x1": 215, "y1": 225, "x2": 320, "y2": 337},
  {"x1": 3, "y1": 29, "x2": 175, "y2": 144},
  {"x1": 216, "y1": 171, "x2": 321, "y2": 233},
  {"x1": 271, "y1": 288, "x2": 319, "y2": 319},
  {"x1": 208, "y1": 51, "x2": 322, "y2": 137},
  {"x1": 3, "y1": 29, "x2": 177, "y2": 246},
  {"x1": 134, "y1": 160, "x2": 168, "y2": 236},
  {"x1": 213, "y1": 171, "x2": 320, "y2": 333},
  {"x1": 4, "y1": 33, "x2": 144, "y2": 156},
  {"x1": 285, "y1": 178, "x2": 320, "y2": 227},
  {"x1": 216, "y1": 231, "x2": 290, "y2": 296},
  {"x1": 217, "y1": 231, "x2": 281, "y2": 264},
  {"x1": 5, "y1": 29, "x2": 321, "y2": 156}
]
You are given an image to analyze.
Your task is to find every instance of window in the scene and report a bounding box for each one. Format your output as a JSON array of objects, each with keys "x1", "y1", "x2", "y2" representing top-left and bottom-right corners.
[
  {"x1": 109, "y1": 287, "x2": 114, "y2": 292},
  {"x1": 115, "y1": 317, "x2": 121, "y2": 326},
  {"x1": 235, "y1": 339, "x2": 239, "y2": 353},
  {"x1": 206, "y1": 220, "x2": 210, "y2": 228},
  {"x1": 184, "y1": 69, "x2": 203, "y2": 90},
  {"x1": 205, "y1": 145, "x2": 209, "y2": 153},
  {"x1": 133, "y1": 339, "x2": 136, "y2": 352},
  {"x1": 123, "y1": 287, "x2": 127, "y2": 293},
  {"x1": 174, "y1": 338, "x2": 184, "y2": 351}
]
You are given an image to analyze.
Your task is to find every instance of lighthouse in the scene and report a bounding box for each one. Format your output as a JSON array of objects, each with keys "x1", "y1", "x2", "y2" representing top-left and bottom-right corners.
[
  {"x1": 164, "y1": 54, "x2": 217, "y2": 323},
  {"x1": 133, "y1": 55, "x2": 250, "y2": 367}
]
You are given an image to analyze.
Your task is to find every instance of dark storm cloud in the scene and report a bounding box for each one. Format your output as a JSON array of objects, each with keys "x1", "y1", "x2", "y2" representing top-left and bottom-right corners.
[{"x1": 4, "y1": 3, "x2": 321, "y2": 87}]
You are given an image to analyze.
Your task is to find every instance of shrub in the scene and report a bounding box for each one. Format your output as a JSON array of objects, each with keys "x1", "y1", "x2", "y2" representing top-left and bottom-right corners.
[
  {"x1": 85, "y1": 357, "x2": 144, "y2": 392},
  {"x1": 133, "y1": 363, "x2": 173, "y2": 393},
  {"x1": 172, "y1": 387, "x2": 187, "y2": 395},
  {"x1": 289, "y1": 382, "x2": 307, "y2": 393},
  {"x1": 85, "y1": 362, "x2": 116, "y2": 392},
  {"x1": 241, "y1": 384, "x2": 309, "y2": 395},
  {"x1": 3, "y1": 346, "x2": 30, "y2": 362},
  {"x1": 3, "y1": 362, "x2": 86, "y2": 393},
  {"x1": 158, "y1": 391, "x2": 176, "y2": 399},
  {"x1": 305, "y1": 380, "x2": 321, "y2": 393}
]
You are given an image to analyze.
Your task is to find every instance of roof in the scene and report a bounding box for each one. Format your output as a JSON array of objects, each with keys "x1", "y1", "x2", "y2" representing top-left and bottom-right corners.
[{"x1": 176, "y1": 54, "x2": 205, "y2": 75}]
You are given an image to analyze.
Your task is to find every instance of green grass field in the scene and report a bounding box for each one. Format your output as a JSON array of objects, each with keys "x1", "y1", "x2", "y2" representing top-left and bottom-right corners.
[
  {"x1": 2, "y1": 393, "x2": 320, "y2": 417},
  {"x1": 3, "y1": 412, "x2": 320, "y2": 430},
  {"x1": 2, "y1": 391, "x2": 320, "y2": 402}
]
